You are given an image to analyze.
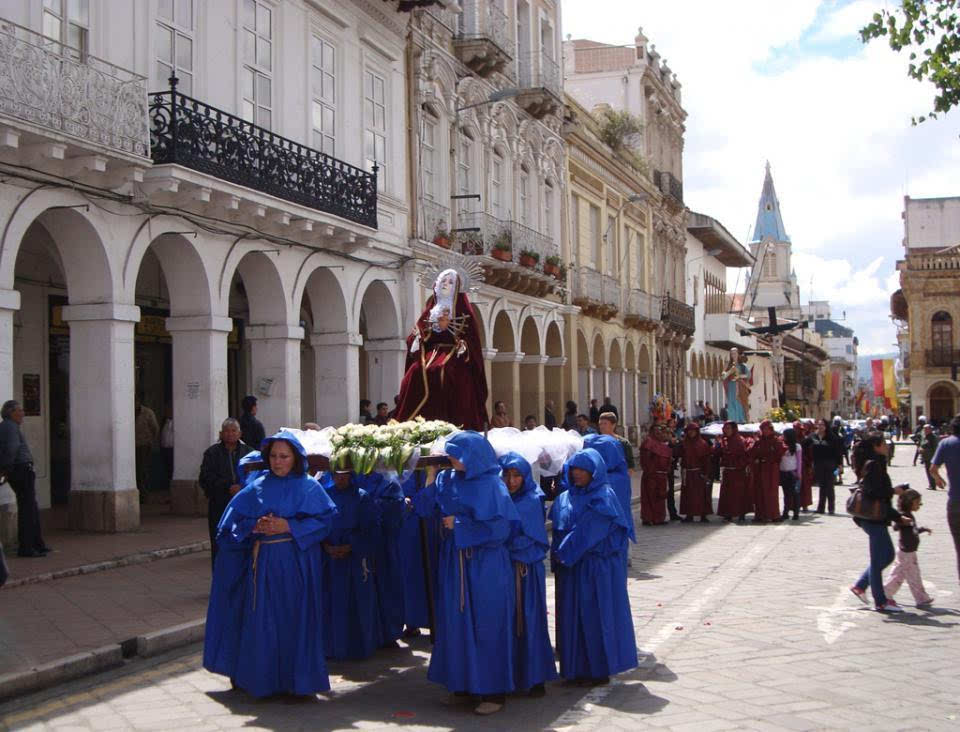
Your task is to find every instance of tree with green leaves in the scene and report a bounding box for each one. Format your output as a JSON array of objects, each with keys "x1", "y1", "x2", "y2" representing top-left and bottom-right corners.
[{"x1": 860, "y1": 0, "x2": 960, "y2": 125}]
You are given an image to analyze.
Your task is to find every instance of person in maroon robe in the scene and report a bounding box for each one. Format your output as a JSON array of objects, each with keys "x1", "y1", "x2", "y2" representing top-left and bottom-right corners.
[
  {"x1": 748, "y1": 420, "x2": 786, "y2": 523},
  {"x1": 639, "y1": 423, "x2": 672, "y2": 526},
  {"x1": 675, "y1": 423, "x2": 713, "y2": 523},
  {"x1": 715, "y1": 421, "x2": 752, "y2": 523},
  {"x1": 394, "y1": 269, "x2": 489, "y2": 430},
  {"x1": 794, "y1": 421, "x2": 814, "y2": 511}
]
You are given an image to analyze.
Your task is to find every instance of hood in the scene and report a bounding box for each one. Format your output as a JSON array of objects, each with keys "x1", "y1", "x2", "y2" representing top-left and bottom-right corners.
[
  {"x1": 683, "y1": 422, "x2": 702, "y2": 439},
  {"x1": 562, "y1": 447, "x2": 609, "y2": 494},
  {"x1": 723, "y1": 421, "x2": 739, "y2": 435},
  {"x1": 260, "y1": 430, "x2": 309, "y2": 474},
  {"x1": 759, "y1": 419, "x2": 775, "y2": 437},
  {"x1": 583, "y1": 434, "x2": 627, "y2": 474},
  {"x1": 444, "y1": 431, "x2": 500, "y2": 480},
  {"x1": 498, "y1": 451, "x2": 541, "y2": 499}
]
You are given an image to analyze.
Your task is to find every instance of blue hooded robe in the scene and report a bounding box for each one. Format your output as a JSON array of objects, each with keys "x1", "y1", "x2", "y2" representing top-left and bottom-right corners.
[
  {"x1": 355, "y1": 471, "x2": 405, "y2": 645},
  {"x1": 320, "y1": 472, "x2": 382, "y2": 660},
  {"x1": 399, "y1": 470, "x2": 439, "y2": 630},
  {"x1": 425, "y1": 431, "x2": 521, "y2": 695},
  {"x1": 499, "y1": 452, "x2": 559, "y2": 690},
  {"x1": 202, "y1": 431, "x2": 338, "y2": 698},
  {"x1": 548, "y1": 448, "x2": 638, "y2": 681},
  {"x1": 583, "y1": 434, "x2": 636, "y2": 544}
]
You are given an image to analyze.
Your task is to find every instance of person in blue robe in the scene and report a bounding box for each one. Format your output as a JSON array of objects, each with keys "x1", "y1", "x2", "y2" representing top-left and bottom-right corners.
[
  {"x1": 398, "y1": 470, "x2": 439, "y2": 635},
  {"x1": 203, "y1": 430, "x2": 338, "y2": 698},
  {"x1": 422, "y1": 431, "x2": 521, "y2": 715},
  {"x1": 320, "y1": 470, "x2": 382, "y2": 660},
  {"x1": 355, "y1": 471, "x2": 405, "y2": 647},
  {"x1": 583, "y1": 433, "x2": 637, "y2": 567},
  {"x1": 498, "y1": 452, "x2": 558, "y2": 696},
  {"x1": 548, "y1": 448, "x2": 638, "y2": 685}
]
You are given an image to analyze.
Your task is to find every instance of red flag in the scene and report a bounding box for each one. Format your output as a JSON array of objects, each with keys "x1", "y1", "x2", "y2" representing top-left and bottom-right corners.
[
  {"x1": 871, "y1": 360, "x2": 885, "y2": 397},
  {"x1": 831, "y1": 370, "x2": 841, "y2": 401}
]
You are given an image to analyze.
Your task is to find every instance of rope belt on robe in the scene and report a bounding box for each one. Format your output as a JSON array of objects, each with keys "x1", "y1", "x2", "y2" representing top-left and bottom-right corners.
[
  {"x1": 514, "y1": 561, "x2": 528, "y2": 637},
  {"x1": 458, "y1": 547, "x2": 473, "y2": 612},
  {"x1": 251, "y1": 536, "x2": 293, "y2": 610},
  {"x1": 681, "y1": 468, "x2": 701, "y2": 488}
]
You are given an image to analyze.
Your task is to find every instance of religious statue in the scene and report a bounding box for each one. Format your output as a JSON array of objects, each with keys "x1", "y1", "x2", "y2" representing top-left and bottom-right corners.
[
  {"x1": 721, "y1": 347, "x2": 752, "y2": 423},
  {"x1": 393, "y1": 268, "x2": 489, "y2": 430}
]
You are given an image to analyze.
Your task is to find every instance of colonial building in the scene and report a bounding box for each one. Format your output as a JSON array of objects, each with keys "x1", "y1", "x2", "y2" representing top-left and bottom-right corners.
[
  {"x1": 685, "y1": 211, "x2": 754, "y2": 417},
  {"x1": 405, "y1": 0, "x2": 568, "y2": 429},
  {"x1": 895, "y1": 195, "x2": 960, "y2": 423},
  {"x1": 0, "y1": 0, "x2": 417, "y2": 539},
  {"x1": 562, "y1": 94, "x2": 659, "y2": 438},
  {"x1": 563, "y1": 27, "x2": 692, "y2": 410},
  {"x1": 807, "y1": 303, "x2": 858, "y2": 417}
]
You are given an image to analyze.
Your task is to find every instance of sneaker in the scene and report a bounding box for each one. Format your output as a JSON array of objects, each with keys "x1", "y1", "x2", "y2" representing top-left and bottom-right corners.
[
  {"x1": 876, "y1": 600, "x2": 904, "y2": 613},
  {"x1": 849, "y1": 586, "x2": 868, "y2": 604},
  {"x1": 474, "y1": 700, "x2": 503, "y2": 715}
]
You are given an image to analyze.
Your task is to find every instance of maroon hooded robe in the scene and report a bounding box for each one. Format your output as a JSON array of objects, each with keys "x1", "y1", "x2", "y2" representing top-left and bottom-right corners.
[
  {"x1": 715, "y1": 421, "x2": 752, "y2": 519},
  {"x1": 639, "y1": 430, "x2": 672, "y2": 525},
  {"x1": 748, "y1": 421, "x2": 786, "y2": 522},
  {"x1": 676, "y1": 423, "x2": 713, "y2": 518}
]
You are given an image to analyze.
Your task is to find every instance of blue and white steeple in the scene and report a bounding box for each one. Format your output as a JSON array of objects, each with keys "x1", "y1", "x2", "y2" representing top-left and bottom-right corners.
[{"x1": 751, "y1": 161, "x2": 790, "y2": 243}]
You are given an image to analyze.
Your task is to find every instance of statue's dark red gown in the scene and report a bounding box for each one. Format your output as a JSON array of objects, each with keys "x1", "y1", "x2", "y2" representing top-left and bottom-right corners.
[{"x1": 393, "y1": 292, "x2": 489, "y2": 431}]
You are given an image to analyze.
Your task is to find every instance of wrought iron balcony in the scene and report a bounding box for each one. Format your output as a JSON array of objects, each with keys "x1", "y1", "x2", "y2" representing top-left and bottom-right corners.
[
  {"x1": 508, "y1": 219, "x2": 558, "y2": 271},
  {"x1": 149, "y1": 78, "x2": 378, "y2": 228},
  {"x1": 455, "y1": 0, "x2": 512, "y2": 77},
  {"x1": 624, "y1": 288, "x2": 658, "y2": 328},
  {"x1": 660, "y1": 294, "x2": 695, "y2": 334},
  {"x1": 419, "y1": 197, "x2": 451, "y2": 245},
  {"x1": 925, "y1": 349, "x2": 960, "y2": 368},
  {"x1": 516, "y1": 51, "x2": 562, "y2": 119},
  {"x1": 457, "y1": 209, "x2": 504, "y2": 257},
  {"x1": 0, "y1": 19, "x2": 149, "y2": 158},
  {"x1": 654, "y1": 169, "x2": 683, "y2": 204}
]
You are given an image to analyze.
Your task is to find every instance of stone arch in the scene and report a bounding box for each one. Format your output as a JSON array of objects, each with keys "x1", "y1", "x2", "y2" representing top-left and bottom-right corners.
[
  {"x1": 520, "y1": 315, "x2": 541, "y2": 355},
  {"x1": 624, "y1": 340, "x2": 638, "y2": 425},
  {"x1": 301, "y1": 265, "x2": 351, "y2": 426},
  {"x1": 491, "y1": 310, "x2": 517, "y2": 421},
  {"x1": 488, "y1": 300, "x2": 518, "y2": 352},
  {"x1": 358, "y1": 279, "x2": 404, "y2": 411},
  {"x1": 576, "y1": 329, "x2": 590, "y2": 407},
  {"x1": 592, "y1": 332, "x2": 606, "y2": 403},
  {"x1": 931, "y1": 310, "x2": 954, "y2": 356},
  {"x1": 927, "y1": 381, "x2": 958, "y2": 423},
  {"x1": 544, "y1": 320, "x2": 564, "y2": 418},
  {"x1": 545, "y1": 321, "x2": 563, "y2": 358},
  {"x1": 519, "y1": 316, "x2": 542, "y2": 423}
]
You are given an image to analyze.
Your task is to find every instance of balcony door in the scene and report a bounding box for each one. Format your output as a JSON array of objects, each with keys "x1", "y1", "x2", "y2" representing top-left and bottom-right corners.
[{"x1": 931, "y1": 311, "x2": 952, "y2": 366}]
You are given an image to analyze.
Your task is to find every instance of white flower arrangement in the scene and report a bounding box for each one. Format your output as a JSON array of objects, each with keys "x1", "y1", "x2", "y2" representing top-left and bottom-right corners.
[{"x1": 329, "y1": 416, "x2": 458, "y2": 474}]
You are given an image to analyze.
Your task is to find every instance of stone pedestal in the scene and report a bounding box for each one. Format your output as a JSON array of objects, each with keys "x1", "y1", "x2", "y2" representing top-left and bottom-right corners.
[
  {"x1": 312, "y1": 332, "x2": 362, "y2": 426},
  {"x1": 62, "y1": 303, "x2": 140, "y2": 532}
]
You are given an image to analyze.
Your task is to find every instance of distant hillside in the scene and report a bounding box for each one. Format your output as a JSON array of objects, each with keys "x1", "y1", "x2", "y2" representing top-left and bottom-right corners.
[{"x1": 857, "y1": 352, "x2": 898, "y2": 379}]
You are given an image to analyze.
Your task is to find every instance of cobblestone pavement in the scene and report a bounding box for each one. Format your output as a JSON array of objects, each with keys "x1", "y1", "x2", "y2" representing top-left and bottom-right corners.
[{"x1": 3, "y1": 447, "x2": 959, "y2": 731}]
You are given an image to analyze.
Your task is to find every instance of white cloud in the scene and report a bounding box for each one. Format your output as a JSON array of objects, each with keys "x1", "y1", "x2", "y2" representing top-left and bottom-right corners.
[{"x1": 561, "y1": 0, "x2": 959, "y2": 354}]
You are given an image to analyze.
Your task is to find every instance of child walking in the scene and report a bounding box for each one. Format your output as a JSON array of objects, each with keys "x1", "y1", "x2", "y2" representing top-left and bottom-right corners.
[{"x1": 883, "y1": 488, "x2": 934, "y2": 607}]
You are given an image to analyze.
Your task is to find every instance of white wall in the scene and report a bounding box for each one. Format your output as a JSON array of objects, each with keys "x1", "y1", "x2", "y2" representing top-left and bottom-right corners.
[{"x1": 904, "y1": 196, "x2": 960, "y2": 249}]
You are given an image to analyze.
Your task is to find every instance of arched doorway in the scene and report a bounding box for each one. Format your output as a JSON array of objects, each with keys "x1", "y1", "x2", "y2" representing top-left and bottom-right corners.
[
  {"x1": 592, "y1": 333, "x2": 606, "y2": 404},
  {"x1": 358, "y1": 279, "x2": 403, "y2": 414},
  {"x1": 299, "y1": 266, "x2": 349, "y2": 425},
  {"x1": 576, "y1": 330, "x2": 589, "y2": 410},
  {"x1": 491, "y1": 310, "x2": 517, "y2": 425},
  {"x1": 928, "y1": 382, "x2": 957, "y2": 423},
  {"x1": 638, "y1": 344, "x2": 651, "y2": 424},
  {"x1": 519, "y1": 316, "x2": 542, "y2": 423},
  {"x1": 544, "y1": 321, "x2": 564, "y2": 416}
]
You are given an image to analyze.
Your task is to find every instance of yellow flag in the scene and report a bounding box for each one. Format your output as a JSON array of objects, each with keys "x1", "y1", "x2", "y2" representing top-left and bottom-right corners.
[{"x1": 882, "y1": 359, "x2": 898, "y2": 409}]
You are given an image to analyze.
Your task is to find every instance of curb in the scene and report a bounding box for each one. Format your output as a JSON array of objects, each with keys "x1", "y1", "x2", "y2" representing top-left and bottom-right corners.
[
  {"x1": 136, "y1": 619, "x2": 206, "y2": 659},
  {"x1": 3, "y1": 540, "x2": 211, "y2": 589}
]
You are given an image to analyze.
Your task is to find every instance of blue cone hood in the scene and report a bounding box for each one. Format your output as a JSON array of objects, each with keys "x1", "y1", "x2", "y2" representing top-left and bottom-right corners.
[
  {"x1": 444, "y1": 431, "x2": 500, "y2": 480},
  {"x1": 583, "y1": 434, "x2": 627, "y2": 475},
  {"x1": 260, "y1": 430, "x2": 310, "y2": 474},
  {"x1": 562, "y1": 447, "x2": 608, "y2": 494},
  {"x1": 438, "y1": 431, "x2": 514, "y2": 522},
  {"x1": 498, "y1": 451, "x2": 541, "y2": 499}
]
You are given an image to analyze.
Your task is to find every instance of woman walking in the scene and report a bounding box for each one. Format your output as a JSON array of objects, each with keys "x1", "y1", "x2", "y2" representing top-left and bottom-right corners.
[
  {"x1": 850, "y1": 433, "x2": 910, "y2": 613},
  {"x1": 807, "y1": 419, "x2": 840, "y2": 514},
  {"x1": 779, "y1": 428, "x2": 802, "y2": 521}
]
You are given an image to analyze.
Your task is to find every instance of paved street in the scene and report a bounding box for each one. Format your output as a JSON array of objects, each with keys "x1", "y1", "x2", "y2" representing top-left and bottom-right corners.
[{"x1": 3, "y1": 448, "x2": 959, "y2": 731}]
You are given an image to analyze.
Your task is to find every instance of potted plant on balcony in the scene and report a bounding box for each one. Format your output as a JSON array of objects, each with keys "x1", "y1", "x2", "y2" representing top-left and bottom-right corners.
[
  {"x1": 519, "y1": 249, "x2": 540, "y2": 269},
  {"x1": 543, "y1": 254, "x2": 562, "y2": 278},
  {"x1": 432, "y1": 224, "x2": 451, "y2": 249},
  {"x1": 491, "y1": 230, "x2": 512, "y2": 262},
  {"x1": 459, "y1": 231, "x2": 484, "y2": 256}
]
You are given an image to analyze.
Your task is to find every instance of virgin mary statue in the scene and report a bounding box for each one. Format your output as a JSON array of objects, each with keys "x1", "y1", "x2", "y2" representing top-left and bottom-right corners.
[
  {"x1": 393, "y1": 269, "x2": 489, "y2": 430},
  {"x1": 722, "y1": 347, "x2": 751, "y2": 424}
]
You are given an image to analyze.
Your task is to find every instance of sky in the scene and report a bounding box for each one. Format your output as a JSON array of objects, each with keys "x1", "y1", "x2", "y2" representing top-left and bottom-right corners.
[{"x1": 560, "y1": 0, "x2": 960, "y2": 356}]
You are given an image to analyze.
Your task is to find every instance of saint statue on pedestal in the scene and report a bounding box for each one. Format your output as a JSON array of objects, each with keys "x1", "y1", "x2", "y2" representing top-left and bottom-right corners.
[
  {"x1": 393, "y1": 267, "x2": 489, "y2": 430},
  {"x1": 722, "y1": 347, "x2": 752, "y2": 423}
]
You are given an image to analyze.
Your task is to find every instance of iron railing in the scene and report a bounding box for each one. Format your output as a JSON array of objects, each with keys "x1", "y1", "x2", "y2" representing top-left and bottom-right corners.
[
  {"x1": 661, "y1": 294, "x2": 695, "y2": 333},
  {"x1": 420, "y1": 197, "x2": 451, "y2": 243},
  {"x1": 458, "y1": 0, "x2": 511, "y2": 55},
  {"x1": 0, "y1": 19, "x2": 149, "y2": 158},
  {"x1": 573, "y1": 267, "x2": 620, "y2": 309},
  {"x1": 508, "y1": 219, "x2": 558, "y2": 270},
  {"x1": 458, "y1": 210, "x2": 506, "y2": 257},
  {"x1": 149, "y1": 77, "x2": 378, "y2": 228},
  {"x1": 625, "y1": 288, "x2": 658, "y2": 320},
  {"x1": 654, "y1": 169, "x2": 683, "y2": 204},
  {"x1": 925, "y1": 349, "x2": 960, "y2": 368},
  {"x1": 518, "y1": 50, "x2": 561, "y2": 97}
]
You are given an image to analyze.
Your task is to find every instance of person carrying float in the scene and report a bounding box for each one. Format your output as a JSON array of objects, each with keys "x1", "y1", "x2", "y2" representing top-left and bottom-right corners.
[
  {"x1": 549, "y1": 448, "x2": 638, "y2": 686},
  {"x1": 421, "y1": 431, "x2": 520, "y2": 715},
  {"x1": 499, "y1": 452, "x2": 558, "y2": 697},
  {"x1": 584, "y1": 433, "x2": 636, "y2": 563},
  {"x1": 320, "y1": 468, "x2": 382, "y2": 660},
  {"x1": 203, "y1": 431, "x2": 338, "y2": 698}
]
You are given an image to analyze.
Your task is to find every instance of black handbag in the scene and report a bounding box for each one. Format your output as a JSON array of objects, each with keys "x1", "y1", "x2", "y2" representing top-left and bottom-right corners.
[{"x1": 846, "y1": 483, "x2": 886, "y2": 521}]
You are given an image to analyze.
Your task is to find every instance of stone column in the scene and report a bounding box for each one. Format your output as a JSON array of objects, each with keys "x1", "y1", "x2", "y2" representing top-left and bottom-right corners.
[
  {"x1": 165, "y1": 315, "x2": 232, "y2": 516},
  {"x1": 312, "y1": 331, "x2": 362, "y2": 427},
  {"x1": 0, "y1": 289, "x2": 19, "y2": 544},
  {"x1": 246, "y1": 324, "x2": 304, "y2": 434},
  {"x1": 61, "y1": 303, "x2": 140, "y2": 532},
  {"x1": 482, "y1": 348, "x2": 497, "y2": 421},
  {"x1": 363, "y1": 338, "x2": 407, "y2": 408}
]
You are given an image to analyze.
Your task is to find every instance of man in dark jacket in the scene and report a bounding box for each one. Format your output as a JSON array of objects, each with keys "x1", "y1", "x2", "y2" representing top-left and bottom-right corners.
[
  {"x1": 0, "y1": 400, "x2": 48, "y2": 557},
  {"x1": 199, "y1": 418, "x2": 254, "y2": 567},
  {"x1": 238, "y1": 395, "x2": 265, "y2": 449}
]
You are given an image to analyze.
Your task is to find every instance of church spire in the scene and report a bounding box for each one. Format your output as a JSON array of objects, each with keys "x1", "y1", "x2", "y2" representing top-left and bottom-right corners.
[{"x1": 751, "y1": 161, "x2": 790, "y2": 243}]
